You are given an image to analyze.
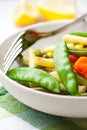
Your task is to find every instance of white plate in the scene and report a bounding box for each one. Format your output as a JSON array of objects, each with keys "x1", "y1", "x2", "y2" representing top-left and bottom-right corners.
[{"x1": 0, "y1": 20, "x2": 87, "y2": 118}]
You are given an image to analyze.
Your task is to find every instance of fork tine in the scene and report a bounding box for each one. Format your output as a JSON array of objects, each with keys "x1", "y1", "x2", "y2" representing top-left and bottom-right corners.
[
  {"x1": 3, "y1": 32, "x2": 25, "y2": 74},
  {"x1": 4, "y1": 39, "x2": 22, "y2": 66},
  {"x1": 4, "y1": 32, "x2": 24, "y2": 61},
  {"x1": 3, "y1": 33, "x2": 24, "y2": 74},
  {"x1": 4, "y1": 43, "x2": 22, "y2": 68},
  {"x1": 4, "y1": 38, "x2": 22, "y2": 61},
  {"x1": 4, "y1": 47, "x2": 22, "y2": 74}
]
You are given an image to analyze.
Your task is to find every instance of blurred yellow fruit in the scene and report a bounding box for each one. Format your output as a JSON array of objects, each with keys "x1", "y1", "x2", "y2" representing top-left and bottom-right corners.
[
  {"x1": 38, "y1": 0, "x2": 75, "y2": 20},
  {"x1": 14, "y1": 0, "x2": 39, "y2": 26}
]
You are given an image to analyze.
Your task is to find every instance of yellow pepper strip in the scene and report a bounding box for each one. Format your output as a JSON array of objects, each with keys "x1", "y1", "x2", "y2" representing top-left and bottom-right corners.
[{"x1": 63, "y1": 35, "x2": 87, "y2": 45}]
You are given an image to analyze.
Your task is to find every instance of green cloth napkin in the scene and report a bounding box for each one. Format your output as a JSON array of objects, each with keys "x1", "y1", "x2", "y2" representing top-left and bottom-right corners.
[{"x1": 0, "y1": 86, "x2": 87, "y2": 130}]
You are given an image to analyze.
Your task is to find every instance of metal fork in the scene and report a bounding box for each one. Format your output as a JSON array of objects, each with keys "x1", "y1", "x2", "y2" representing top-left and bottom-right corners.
[{"x1": 3, "y1": 13, "x2": 87, "y2": 74}]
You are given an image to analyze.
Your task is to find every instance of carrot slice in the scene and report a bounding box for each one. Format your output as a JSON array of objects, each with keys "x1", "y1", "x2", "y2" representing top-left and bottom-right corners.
[{"x1": 73, "y1": 56, "x2": 87, "y2": 78}]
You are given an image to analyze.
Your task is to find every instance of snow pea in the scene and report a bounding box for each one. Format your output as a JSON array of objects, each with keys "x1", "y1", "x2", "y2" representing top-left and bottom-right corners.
[
  {"x1": 54, "y1": 40, "x2": 79, "y2": 96},
  {"x1": 6, "y1": 67, "x2": 60, "y2": 93}
]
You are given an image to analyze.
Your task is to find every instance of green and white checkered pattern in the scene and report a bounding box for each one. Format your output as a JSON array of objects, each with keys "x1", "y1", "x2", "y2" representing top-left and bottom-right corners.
[{"x1": 0, "y1": 85, "x2": 87, "y2": 130}]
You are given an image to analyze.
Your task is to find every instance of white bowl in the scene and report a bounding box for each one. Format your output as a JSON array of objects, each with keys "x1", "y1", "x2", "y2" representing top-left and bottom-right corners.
[{"x1": 0, "y1": 20, "x2": 87, "y2": 118}]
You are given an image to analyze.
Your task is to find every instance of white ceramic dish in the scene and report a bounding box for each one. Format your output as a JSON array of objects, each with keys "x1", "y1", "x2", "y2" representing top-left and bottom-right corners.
[{"x1": 0, "y1": 20, "x2": 87, "y2": 118}]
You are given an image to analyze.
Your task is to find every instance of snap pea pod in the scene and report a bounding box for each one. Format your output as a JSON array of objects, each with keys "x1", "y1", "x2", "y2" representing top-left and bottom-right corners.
[
  {"x1": 54, "y1": 40, "x2": 79, "y2": 96},
  {"x1": 6, "y1": 67, "x2": 60, "y2": 93},
  {"x1": 70, "y1": 32, "x2": 87, "y2": 37},
  {"x1": 68, "y1": 48, "x2": 87, "y2": 56}
]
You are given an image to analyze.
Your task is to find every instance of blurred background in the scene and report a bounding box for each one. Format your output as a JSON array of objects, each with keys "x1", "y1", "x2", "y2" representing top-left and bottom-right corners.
[{"x1": 0, "y1": 0, "x2": 87, "y2": 43}]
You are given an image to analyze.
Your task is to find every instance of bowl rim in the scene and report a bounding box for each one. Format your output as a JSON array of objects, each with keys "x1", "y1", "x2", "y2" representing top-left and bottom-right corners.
[
  {"x1": 0, "y1": 20, "x2": 72, "y2": 45},
  {"x1": 1, "y1": 20, "x2": 87, "y2": 100}
]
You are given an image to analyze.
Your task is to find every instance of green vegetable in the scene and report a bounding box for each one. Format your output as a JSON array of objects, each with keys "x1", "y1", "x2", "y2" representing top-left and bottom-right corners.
[
  {"x1": 70, "y1": 32, "x2": 87, "y2": 37},
  {"x1": 6, "y1": 67, "x2": 60, "y2": 93},
  {"x1": 34, "y1": 49, "x2": 42, "y2": 57},
  {"x1": 68, "y1": 48, "x2": 87, "y2": 56},
  {"x1": 81, "y1": 93, "x2": 87, "y2": 96},
  {"x1": 76, "y1": 73, "x2": 87, "y2": 86},
  {"x1": 16, "y1": 54, "x2": 27, "y2": 67},
  {"x1": 54, "y1": 40, "x2": 79, "y2": 96}
]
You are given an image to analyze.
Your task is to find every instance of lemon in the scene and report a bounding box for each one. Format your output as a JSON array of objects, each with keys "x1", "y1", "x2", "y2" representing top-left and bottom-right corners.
[
  {"x1": 14, "y1": 1, "x2": 39, "y2": 26},
  {"x1": 38, "y1": 0, "x2": 75, "y2": 20}
]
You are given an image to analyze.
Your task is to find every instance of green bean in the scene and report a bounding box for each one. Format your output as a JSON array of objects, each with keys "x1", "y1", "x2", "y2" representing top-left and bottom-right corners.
[
  {"x1": 16, "y1": 54, "x2": 27, "y2": 67},
  {"x1": 6, "y1": 67, "x2": 60, "y2": 93},
  {"x1": 80, "y1": 93, "x2": 87, "y2": 96},
  {"x1": 54, "y1": 40, "x2": 79, "y2": 96},
  {"x1": 70, "y1": 32, "x2": 87, "y2": 37},
  {"x1": 76, "y1": 73, "x2": 87, "y2": 86},
  {"x1": 68, "y1": 48, "x2": 87, "y2": 56}
]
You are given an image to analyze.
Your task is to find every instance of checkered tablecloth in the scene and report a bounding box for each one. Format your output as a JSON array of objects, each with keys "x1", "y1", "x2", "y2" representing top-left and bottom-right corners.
[{"x1": 0, "y1": 85, "x2": 87, "y2": 130}]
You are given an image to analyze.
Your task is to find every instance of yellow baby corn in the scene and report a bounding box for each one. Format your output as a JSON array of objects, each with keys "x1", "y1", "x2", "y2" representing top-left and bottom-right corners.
[
  {"x1": 78, "y1": 85, "x2": 87, "y2": 94},
  {"x1": 28, "y1": 47, "x2": 35, "y2": 67},
  {"x1": 60, "y1": 84, "x2": 86, "y2": 94},
  {"x1": 63, "y1": 35, "x2": 87, "y2": 45},
  {"x1": 43, "y1": 45, "x2": 55, "y2": 53},
  {"x1": 50, "y1": 71, "x2": 61, "y2": 83},
  {"x1": 24, "y1": 56, "x2": 54, "y2": 67},
  {"x1": 35, "y1": 57, "x2": 54, "y2": 67}
]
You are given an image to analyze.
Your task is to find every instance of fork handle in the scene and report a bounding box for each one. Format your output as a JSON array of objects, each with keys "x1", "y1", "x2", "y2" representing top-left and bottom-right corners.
[{"x1": 39, "y1": 13, "x2": 87, "y2": 37}]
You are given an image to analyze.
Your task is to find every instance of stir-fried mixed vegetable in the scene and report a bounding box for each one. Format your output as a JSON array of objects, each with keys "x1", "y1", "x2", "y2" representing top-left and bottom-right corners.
[{"x1": 7, "y1": 32, "x2": 87, "y2": 96}]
